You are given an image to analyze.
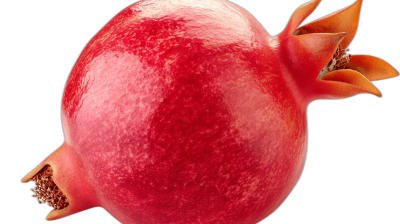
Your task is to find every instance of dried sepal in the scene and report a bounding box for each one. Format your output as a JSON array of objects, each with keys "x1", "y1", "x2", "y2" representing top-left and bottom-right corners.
[{"x1": 31, "y1": 165, "x2": 69, "y2": 210}]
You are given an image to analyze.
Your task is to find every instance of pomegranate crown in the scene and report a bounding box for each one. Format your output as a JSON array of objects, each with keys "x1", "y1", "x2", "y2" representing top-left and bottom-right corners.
[{"x1": 278, "y1": 0, "x2": 398, "y2": 101}]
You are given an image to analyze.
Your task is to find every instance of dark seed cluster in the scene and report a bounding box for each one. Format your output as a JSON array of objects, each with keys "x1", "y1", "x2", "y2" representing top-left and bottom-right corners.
[
  {"x1": 319, "y1": 44, "x2": 352, "y2": 78},
  {"x1": 31, "y1": 165, "x2": 69, "y2": 210},
  {"x1": 327, "y1": 44, "x2": 351, "y2": 72}
]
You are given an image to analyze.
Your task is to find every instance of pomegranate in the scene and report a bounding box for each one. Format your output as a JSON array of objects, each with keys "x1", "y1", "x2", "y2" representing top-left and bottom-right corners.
[{"x1": 22, "y1": 0, "x2": 398, "y2": 223}]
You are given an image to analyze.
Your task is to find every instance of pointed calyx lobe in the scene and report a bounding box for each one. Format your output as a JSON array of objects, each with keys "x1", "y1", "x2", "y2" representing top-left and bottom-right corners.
[{"x1": 278, "y1": 0, "x2": 398, "y2": 101}]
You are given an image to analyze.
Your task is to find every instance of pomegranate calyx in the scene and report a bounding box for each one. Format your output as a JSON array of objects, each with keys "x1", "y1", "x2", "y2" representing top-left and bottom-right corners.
[
  {"x1": 319, "y1": 44, "x2": 351, "y2": 78},
  {"x1": 30, "y1": 165, "x2": 69, "y2": 210},
  {"x1": 280, "y1": 0, "x2": 396, "y2": 101},
  {"x1": 287, "y1": 32, "x2": 347, "y2": 81},
  {"x1": 281, "y1": 0, "x2": 321, "y2": 36},
  {"x1": 294, "y1": 0, "x2": 362, "y2": 49},
  {"x1": 22, "y1": 144, "x2": 99, "y2": 220},
  {"x1": 346, "y1": 55, "x2": 399, "y2": 81},
  {"x1": 318, "y1": 69, "x2": 382, "y2": 98},
  {"x1": 314, "y1": 48, "x2": 399, "y2": 99}
]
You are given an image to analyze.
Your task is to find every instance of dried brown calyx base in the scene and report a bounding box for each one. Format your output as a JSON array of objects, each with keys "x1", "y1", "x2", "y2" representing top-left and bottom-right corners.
[
  {"x1": 31, "y1": 165, "x2": 69, "y2": 210},
  {"x1": 319, "y1": 44, "x2": 351, "y2": 78}
]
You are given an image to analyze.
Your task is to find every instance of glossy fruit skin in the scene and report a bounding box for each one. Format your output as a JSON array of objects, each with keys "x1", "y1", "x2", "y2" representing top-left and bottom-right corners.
[{"x1": 60, "y1": 0, "x2": 308, "y2": 223}]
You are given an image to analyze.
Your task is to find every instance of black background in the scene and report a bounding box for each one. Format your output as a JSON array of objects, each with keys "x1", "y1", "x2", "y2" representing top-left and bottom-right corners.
[{"x1": 7, "y1": 0, "x2": 400, "y2": 224}]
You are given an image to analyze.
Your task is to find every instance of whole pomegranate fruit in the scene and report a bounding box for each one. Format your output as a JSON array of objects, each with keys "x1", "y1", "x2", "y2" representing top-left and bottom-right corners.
[{"x1": 23, "y1": 0, "x2": 398, "y2": 223}]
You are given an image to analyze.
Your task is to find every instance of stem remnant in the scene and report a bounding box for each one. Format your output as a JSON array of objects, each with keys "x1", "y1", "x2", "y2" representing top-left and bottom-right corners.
[{"x1": 31, "y1": 165, "x2": 69, "y2": 210}]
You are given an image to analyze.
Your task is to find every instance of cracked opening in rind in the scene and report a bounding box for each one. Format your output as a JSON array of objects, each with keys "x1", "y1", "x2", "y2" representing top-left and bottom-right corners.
[
  {"x1": 31, "y1": 165, "x2": 69, "y2": 210},
  {"x1": 319, "y1": 44, "x2": 351, "y2": 78}
]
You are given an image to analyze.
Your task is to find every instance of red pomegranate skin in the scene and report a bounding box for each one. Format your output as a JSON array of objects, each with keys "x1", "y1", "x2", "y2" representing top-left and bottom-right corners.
[
  {"x1": 23, "y1": 0, "x2": 398, "y2": 223},
  {"x1": 62, "y1": 0, "x2": 308, "y2": 223},
  {"x1": 62, "y1": 1, "x2": 307, "y2": 224}
]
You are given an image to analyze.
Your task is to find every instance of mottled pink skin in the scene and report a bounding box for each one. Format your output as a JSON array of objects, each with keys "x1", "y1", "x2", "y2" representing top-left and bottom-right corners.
[{"x1": 61, "y1": 0, "x2": 308, "y2": 223}]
